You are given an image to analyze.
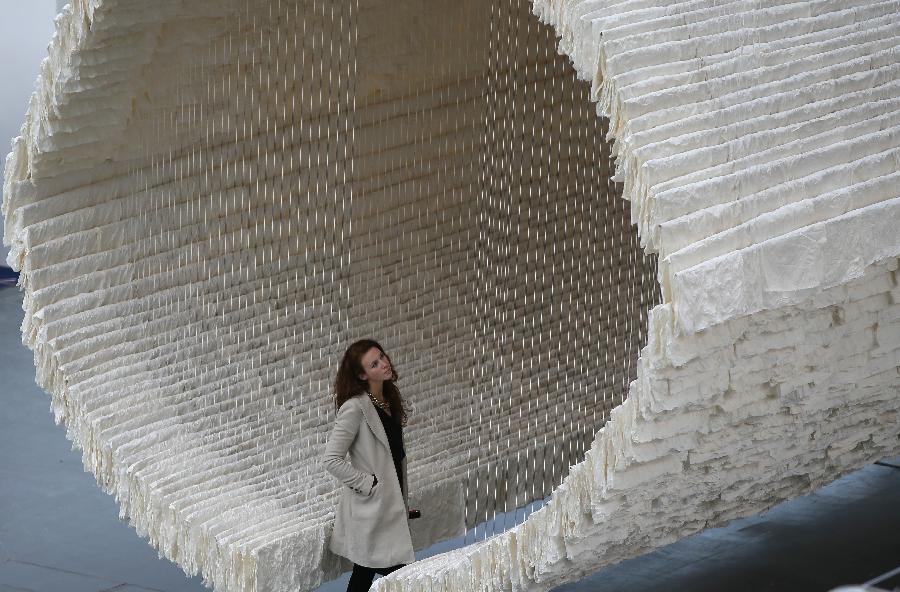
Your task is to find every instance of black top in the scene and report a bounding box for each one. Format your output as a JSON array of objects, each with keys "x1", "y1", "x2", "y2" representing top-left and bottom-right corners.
[{"x1": 375, "y1": 405, "x2": 405, "y2": 495}]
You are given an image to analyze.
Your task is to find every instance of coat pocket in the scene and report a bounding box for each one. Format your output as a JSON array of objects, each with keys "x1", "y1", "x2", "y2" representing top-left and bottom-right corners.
[
  {"x1": 363, "y1": 479, "x2": 383, "y2": 498},
  {"x1": 349, "y1": 477, "x2": 380, "y2": 498},
  {"x1": 348, "y1": 480, "x2": 382, "y2": 522}
]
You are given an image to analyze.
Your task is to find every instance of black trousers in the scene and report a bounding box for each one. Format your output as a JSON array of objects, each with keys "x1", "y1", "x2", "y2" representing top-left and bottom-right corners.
[{"x1": 346, "y1": 562, "x2": 407, "y2": 592}]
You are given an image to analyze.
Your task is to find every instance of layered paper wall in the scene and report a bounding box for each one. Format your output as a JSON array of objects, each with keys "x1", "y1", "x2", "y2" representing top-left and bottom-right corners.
[{"x1": 2, "y1": 1, "x2": 898, "y2": 592}]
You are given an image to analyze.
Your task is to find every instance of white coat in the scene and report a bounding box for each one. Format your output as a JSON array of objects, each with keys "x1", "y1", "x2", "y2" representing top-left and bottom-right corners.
[{"x1": 322, "y1": 393, "x2": 415, "y2": 568}]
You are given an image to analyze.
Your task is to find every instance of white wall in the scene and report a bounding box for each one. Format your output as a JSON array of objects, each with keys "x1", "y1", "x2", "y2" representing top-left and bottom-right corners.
[{"x1": 0, "y1": 0, "x2": 57, "y2": 268}]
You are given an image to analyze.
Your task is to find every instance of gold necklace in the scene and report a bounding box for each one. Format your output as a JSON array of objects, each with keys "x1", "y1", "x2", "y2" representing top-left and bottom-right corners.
[{"x1": 368, "y1": 392, "x2": 391, "y2": 414}]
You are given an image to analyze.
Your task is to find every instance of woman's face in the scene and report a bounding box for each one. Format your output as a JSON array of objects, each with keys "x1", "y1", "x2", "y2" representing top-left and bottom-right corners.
[{"x1": 358, "y1": 346, "x2": 393, "y2": 383}]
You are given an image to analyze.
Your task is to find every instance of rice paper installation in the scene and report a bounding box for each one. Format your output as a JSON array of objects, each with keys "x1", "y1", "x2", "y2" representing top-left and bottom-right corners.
[{"x1": 2, "y1": 1, "x2": 898, "y2": 592}]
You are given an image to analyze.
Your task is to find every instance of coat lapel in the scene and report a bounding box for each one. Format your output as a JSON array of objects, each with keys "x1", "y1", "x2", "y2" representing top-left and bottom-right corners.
[{"x1": 358, "y1": 393, "x2": 391, "y2": 453}]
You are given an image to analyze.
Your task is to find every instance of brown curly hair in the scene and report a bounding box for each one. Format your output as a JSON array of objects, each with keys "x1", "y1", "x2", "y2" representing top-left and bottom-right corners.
[{"x1": 333, "y1": 338, "x2": 408, "y2": 427}]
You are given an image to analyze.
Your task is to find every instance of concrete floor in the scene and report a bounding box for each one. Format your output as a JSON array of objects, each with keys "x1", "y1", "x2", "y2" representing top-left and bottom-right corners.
[{"x1": 1, "y1": 275, "x2": 898, "y2": 592}]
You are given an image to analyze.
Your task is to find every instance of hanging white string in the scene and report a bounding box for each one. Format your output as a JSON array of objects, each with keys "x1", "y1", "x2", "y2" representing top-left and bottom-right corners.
[{"x1": 122, "y1": 0, "x2": 660, "y2": 584}]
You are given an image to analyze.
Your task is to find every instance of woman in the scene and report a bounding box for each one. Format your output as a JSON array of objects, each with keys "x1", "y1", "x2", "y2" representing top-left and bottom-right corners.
[{"x1": 323, "y1": 339, "x2": 420, "y2": 592}]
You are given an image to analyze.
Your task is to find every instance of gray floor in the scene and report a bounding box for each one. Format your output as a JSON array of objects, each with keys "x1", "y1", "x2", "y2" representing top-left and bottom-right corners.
[{"x1": 1, "y1": 277, "x2": 898, "y2": 592}]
